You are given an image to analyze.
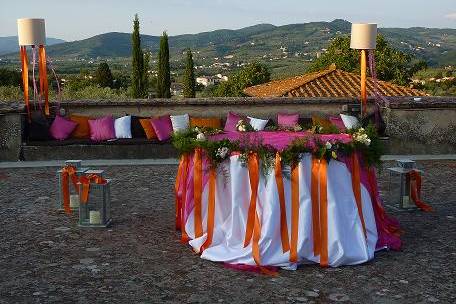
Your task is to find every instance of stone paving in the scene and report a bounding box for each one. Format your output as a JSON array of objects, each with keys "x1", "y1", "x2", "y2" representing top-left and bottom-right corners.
[{"x1": 0, "y1": 160, "x2": 455, "y2": 304}]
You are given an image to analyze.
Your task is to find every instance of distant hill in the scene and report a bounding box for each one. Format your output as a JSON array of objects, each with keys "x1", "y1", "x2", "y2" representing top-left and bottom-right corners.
[
  {"x1": 0, "y1": 37, "x2": 65, "y2": 55},
  {"x1": 1, "y1": 20, "x2": 455, "y2": 69}
]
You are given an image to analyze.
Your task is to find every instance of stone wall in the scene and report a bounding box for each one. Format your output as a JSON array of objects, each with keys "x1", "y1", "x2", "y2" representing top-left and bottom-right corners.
[{"x1": 0, "y1": 96, "x2": 455, "y2": 161}]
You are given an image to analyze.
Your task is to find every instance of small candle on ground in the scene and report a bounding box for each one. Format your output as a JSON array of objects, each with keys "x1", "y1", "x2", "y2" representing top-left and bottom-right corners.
[{"x1": 89, "y1": 211, "x2": 101, "y2": 225}]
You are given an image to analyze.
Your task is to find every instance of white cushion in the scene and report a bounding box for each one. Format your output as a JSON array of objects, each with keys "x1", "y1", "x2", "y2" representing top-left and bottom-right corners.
[
  {"x1": 114, "y1": 115, "x2": 132, "y2": 139},
  {"x1": 170, "y1": 114, "x2": 190, "y2": 132},
  {"x1": 248, "y1": 116, "x2": 269, "y2": 131},
  {"x1": 340, "y1": 114, "x2": 360, "y2": 129}
]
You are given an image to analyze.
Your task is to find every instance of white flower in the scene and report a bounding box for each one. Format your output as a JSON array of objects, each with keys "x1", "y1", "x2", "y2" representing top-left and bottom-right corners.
[
  {"x1": 216, "y1": 146, "x2": 229, "y2": 159},
  {"x1": 325, "y1": 142, "x2": 332, "y2": 149},
  {"x1": 196, "y1": 133, "x2": 206, "y2": 141}
]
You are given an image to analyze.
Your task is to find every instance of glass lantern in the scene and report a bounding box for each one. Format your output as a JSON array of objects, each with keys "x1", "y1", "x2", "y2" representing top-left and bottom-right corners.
[
  {"x1": 78, "y1": 179, "x2": 112, "y2": 228},
  {"x1": 56, "y1": 164, "x2": 89, "y2": 211},
  {"x1": 387, "y1": 159, "x2": 423, "y2": 209}
]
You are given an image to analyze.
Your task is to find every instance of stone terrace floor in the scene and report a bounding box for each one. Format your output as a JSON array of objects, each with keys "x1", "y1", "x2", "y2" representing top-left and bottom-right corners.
[{"x1": 0, "y1": 160, "x2": 455, "y2": 304}]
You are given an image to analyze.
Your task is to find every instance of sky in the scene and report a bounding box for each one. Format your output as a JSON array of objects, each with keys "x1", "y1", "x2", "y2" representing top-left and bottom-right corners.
[{"x1": 1, "y1": 0, "x2": 455, "y2": 41}]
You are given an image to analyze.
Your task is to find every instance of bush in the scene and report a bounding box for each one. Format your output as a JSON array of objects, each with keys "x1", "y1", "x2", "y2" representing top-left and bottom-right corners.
[{"x1": 0, "y1": 86, "x2": 23, "y2": 102}]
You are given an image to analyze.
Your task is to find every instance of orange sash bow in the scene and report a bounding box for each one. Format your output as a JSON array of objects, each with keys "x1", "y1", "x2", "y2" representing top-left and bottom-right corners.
[
  {"x1": 201, "y1": 168, "x2": 216, "y2": 252},
  {"x1": 244, "y1": 153, "x2": 260, "y2": 248},
  {"x1": 409, "y1": 170, "x2": 433, "y2": 212},
  {"x1": 80, "y1": 174, "x2": 107, "y2": 204},
  {"x1": 290, "y1": 163, "x2": 300, "y2": 263},
  {"x1": 61, "y1": 165, "x2": 79, "y2": 214}
]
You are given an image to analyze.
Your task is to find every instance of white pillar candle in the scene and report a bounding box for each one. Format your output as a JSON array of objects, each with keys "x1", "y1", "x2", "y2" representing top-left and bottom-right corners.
[
  {"x1": 89, "y1": 211, "x2": 101, "y2": 225},
  {"x1": 70, "y1": 194, "x2": 80, "y2": 208}
]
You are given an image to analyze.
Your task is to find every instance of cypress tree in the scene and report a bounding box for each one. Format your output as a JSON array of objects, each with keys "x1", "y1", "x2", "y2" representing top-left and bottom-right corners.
[
  {"x1": 131, "y1": 14, "x2": 144, "y2": 98},
  {"x1": 95, "y1": 62, "x2": 114, "y2": 88},
  {"x1": 142, "y1": 51, "x2": 150, "y2": 98},
  {"x1": 157, "y1": 32, "x2": 171, "y2": 98},
  {"x1": 183, "y1": 49, "x2": 196, "y2": 98}
]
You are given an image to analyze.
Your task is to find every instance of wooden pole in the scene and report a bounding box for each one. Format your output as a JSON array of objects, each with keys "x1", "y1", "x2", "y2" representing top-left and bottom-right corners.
[{"x1": 360, "y1": 49, "x2": 367, "y2": 117}]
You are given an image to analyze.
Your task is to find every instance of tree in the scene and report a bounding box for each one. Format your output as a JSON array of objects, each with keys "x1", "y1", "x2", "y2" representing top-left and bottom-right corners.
[
  {"x1": 307, "y1": 35, "x2": 425, "y2": 86},
  {"x1": 183, "y1": 49, "x2": 196, "y2": 98},
  {"x1": 131, "y1": 14, "x2": 145, "y2": 98},
  {"x1": 213, "y1": 62, "x2": 270, "y2": 97},
  {"x1": 142, "y1": 51, "x2": 150, "y2": 97},
  {"x1": 95, "y1": 62, "x2": 114, "y2": 88},
  {"x1": 157, "y1": 32, "x2": 171, "y2": 98}
]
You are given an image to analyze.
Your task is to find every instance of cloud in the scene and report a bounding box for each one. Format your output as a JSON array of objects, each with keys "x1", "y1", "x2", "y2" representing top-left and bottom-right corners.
[{"x1": 445, "y1": 13, "x2": 456, "y2": 19}]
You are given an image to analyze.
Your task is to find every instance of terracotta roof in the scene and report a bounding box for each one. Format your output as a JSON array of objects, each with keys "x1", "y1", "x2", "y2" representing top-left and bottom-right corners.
[{"x1": 244, "y1": 64, "x2": 426, "y2": 98}]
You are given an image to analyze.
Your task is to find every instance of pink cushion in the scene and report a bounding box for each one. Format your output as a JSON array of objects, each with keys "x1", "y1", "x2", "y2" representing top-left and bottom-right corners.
[
  {"x1": 277, "y1": 113, "x2": 299, "y2": 128},
  {"x1": 150, "y1": 115, "x2": 173, "y2": 141},
  {"x1": 224, "y1": 112, "x2": 243, "y2": 132},
  {"x1": 49, "y1": 115, "x2": 78, "y2": 141},
  {"x1": 329, "y1": 116, "x2": 346, "y2": 131},
  {"x1": 88, "y1": 116, "x2": 115, "y2": 141}
]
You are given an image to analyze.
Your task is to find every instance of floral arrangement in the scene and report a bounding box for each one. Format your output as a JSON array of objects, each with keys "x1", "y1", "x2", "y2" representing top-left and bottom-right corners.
[
  {"x1": 172, "y1": 124, "x2": 383, "y2": 174},
  {"x1": 235, "y1": 119, "x2": 255, "y2": 132}
]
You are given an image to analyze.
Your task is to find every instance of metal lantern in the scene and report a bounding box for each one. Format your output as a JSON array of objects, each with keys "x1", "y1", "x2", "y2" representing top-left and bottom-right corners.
[
  {"x1": 65, "y1": 160, "x2": 83, "y2": 168},
  {"x1": 387, "y1": 159, "x2": 423, "y2": 209},
  {"x1": 78, "y1": 178, "x2": 112, "y2": 228},
  {"x1": 56, "y1": 165, "x2": 89, "y2": 211},
  {"x1": 84, "y1": 169, "x2": 105, "y2": 177}
]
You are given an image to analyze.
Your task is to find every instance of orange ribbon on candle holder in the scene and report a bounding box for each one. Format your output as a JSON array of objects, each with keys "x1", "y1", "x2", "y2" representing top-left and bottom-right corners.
[
  {"x1": 79, "y1": 174, "x2": 107, "y2": 204},
  {"x1": 38, "y1": 45, "x2": 49, "y2": 116},
  {"x1": 408, "y1": 170, "x2": 433, "y2": 212},
  {"x1": 20, "y1": 46, "x2": 31, "y2": 120},
  {"x1": 61, "y1": 165, "x2": 79, "y2": 215}
]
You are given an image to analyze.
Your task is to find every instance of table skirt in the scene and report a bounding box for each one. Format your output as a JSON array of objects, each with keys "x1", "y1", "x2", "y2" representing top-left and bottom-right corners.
[{"x1": 175, "y1": 153, "x2": 401, "y2": 269}]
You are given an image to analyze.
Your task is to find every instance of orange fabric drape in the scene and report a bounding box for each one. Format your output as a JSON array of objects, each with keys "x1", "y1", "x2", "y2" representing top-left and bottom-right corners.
[
  {"x1": 79, "y1": 174, "x2": 107, "y2": 204},
  {"x1": 290, "y1": 163, "x2": 300, "y2": 263},
  {"x1": 38, "y1": 45, "x2": 49, "y2": 116},
  {"x1": 244, "y1": 153, "x2": 260, "y2": 248},
  {"x1": 20, "y1": 46, "x2": 31, "y2": 120},
  {"x1": 311, "y1": 158, "x2": 321, "y2": 256},
  {"x1": 201, "y1": 168, "x2": 216, "y2": 252},
  {"x1": 409, "y1": 170, "x2": 433, "y2": 212},
  {"x1": 193, "y1": 149, "x2": 204, "y2": 238},
  {"x1": 61, "y1": 165, "x2": 79, "y2": 214},
  {"x1": 274, "y1": 153, "x2": 290, "y2": 253},
  {"x1": 318, "y1": 159, "x2": 329, "y2": 267},
  {"x1": 351, "y1": 153, "x2": 367, "y2": 238},
  {"x1": 311, "y1": 157, "x2": 329, "y2": 267}
]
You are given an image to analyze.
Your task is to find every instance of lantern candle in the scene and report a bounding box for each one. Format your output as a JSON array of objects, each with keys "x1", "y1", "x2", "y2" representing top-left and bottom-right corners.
[
  {"x1": 89, "y1": 211, "x2": 101, "y2": 225},
  {"x1": 70, "y1": 194, "x2": 80, "y2": 208}
]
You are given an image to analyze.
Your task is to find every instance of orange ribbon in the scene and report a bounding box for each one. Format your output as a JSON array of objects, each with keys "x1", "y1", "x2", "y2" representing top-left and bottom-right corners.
[
  {"x1": 290, "y1": 163, "x2": 300, "y2": 263},
  {"x1": 274, "y1": 153, "x2": 290, "y2": 253},
  {"x1": 311, "y1": 158, "x2": 321, "y2": 256},
  {"x1": 180, "y1": 155, "x2": 190, "y2": 243},
  {"x1": 351, "y1": 153, "x2": 367, "y2": 238},
  {"x1": 311, "y1": 157, "x2": 329, "y2": 267},
  {"x1": 61, "y1": 165, "x2": 79, "y2": 214},
  {"x1": 409, "y1": 170, "x2": 433, "y2": 212},
  {"x1": 80, "y1": 174, "x2": 107, "y2": 204},
  {"x1": 175, "y1": 156, "x2": 185, "y2": 230},
  {"x1": 38, "y1": 45, "x2": 49, "y2": 116},
  {"x1": 319, "y1": 159, "x2": 329, "y2": 267},
  {"x1": 244, "y1": 153, "x2": 260, "y2": 248},
  {"x1": 201, "y1": 168, "x2": 216, "y2": 252},
  {"x1": 193, "y1": 148, "x2": 203, "y2": 239},
  {"x1": 20, "y1": 46, "x2": 30, "y2": 120}
]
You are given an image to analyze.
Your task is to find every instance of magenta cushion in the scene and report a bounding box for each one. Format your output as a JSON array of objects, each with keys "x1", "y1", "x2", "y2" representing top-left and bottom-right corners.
[
  {"x1": 150, "y1": 115, "x2": 173, "y2": 141},
  {"x1": 277, "y1": 113, "x2": 299, "y2": 128},
  {"x1": 49, "y1": 115, "x2": 78, "y2": 141},
  {"x1": 88, "y1": 116, "x2": 115, "y2": 141},
  {"x1": 329, "y1": 116, "x2": 346, "y2": 131},
  {"x1": 224, "y1": 112, "x2": 243, "y2": 132}
]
